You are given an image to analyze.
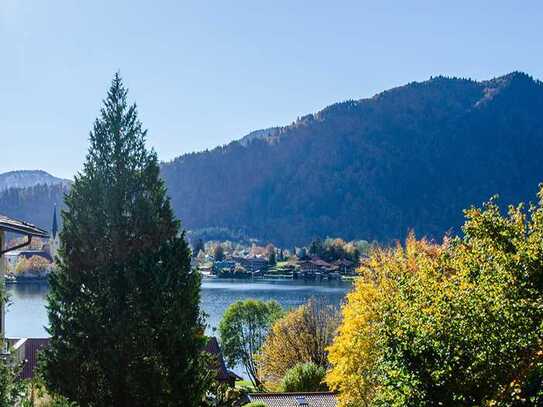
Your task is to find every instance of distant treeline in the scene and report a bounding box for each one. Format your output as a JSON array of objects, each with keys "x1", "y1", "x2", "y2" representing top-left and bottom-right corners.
[{"x1": 0, "y1": 183, "x2": 68, "y2": 232}]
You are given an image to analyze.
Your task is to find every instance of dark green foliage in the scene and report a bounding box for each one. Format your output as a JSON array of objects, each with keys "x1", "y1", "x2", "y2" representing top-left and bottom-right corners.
[
  {"x1": 268, "y1": 250, "x2": 276, "y2": 266},
  {"x1": 0, "y1": 348, "x2": 25, "y2": 406},
  {"x1": 192, "y1": 238, "x2": 205, "y2": 258},
  {"x1": 280, "y1": 362, "x2": 327, "y2": 393},
  {"x1": 307, "y1": 237, "x2": 366, "y2": 262},
  {"x1": 161, "y1": 72, "x2": 543, "y2": 246},
  {"x1": 213, "y1": 245, "x2": 225, "y2": 261},
  {"x1": 41, "y1": 74, "x2": 207, "y2": 406},
  {"x1": 0, "y1": 277, "x2": 24, "y2": 405},
  {"x1": 308, "y1": 238, "x2": 324, "y2": 257},
  {"x1": 187, "y1": 227, "x2": 252, "y2": 244}
]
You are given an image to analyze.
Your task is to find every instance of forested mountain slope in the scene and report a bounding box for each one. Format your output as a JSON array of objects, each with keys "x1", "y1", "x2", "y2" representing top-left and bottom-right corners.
[
  {"x1": 0, "y1": 183, "x2": 67, "y2": 233},
  {"x1": 161, "y1": 72, "x2": 543, "y2": 246}
]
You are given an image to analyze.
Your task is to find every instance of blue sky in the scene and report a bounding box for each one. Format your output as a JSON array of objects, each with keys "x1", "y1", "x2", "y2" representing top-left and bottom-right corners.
[{"x1": 1, "y1": 0, "x2": 542, "y2": 178}]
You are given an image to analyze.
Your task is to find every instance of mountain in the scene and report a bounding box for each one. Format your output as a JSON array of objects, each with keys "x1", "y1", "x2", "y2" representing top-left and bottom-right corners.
[
  {"x1": 161, "y1": 72, "x2": 543, "y2": 246},
  {"x1": 0, "y1": 170, "x2": 70, "y2": 233},
  {"x1": 238, "y1": 127, "x2": 282, "y2": 147},
  {"x1": 0, "y1": 183, "x2": 68, "y2": 234},
  {"x1": 0, "y1": 170, "x2": 70, "y2": 191}
]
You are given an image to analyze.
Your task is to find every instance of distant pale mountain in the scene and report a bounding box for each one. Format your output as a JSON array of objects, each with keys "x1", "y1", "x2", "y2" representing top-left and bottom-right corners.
[
  {"x1": 0, "y1": 170, "x2": 70, "y2": 191},
  {"x1": 161, "y1": 72, "x2": 543, "y2": 246}
]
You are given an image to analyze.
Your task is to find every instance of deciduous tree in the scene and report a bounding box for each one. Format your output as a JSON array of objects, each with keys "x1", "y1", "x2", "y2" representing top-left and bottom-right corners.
[
  {"x1": 219, "y1": 299, "x2": 282, "y2": 389},
  {"x1": 259, "y1": 298, "x2": 339, "y2": 388}
]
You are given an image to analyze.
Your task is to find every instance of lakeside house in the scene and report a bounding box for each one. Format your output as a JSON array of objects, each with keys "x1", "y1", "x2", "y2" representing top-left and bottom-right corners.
[
  {"x1": 298, "y1": 258, "x2": 335, "y2": 274},
  {"x1": 247, "y1": 392, "x2": 338, "y2": 407},
  {"x1": 233, "y1": 256, "x2": 269, "y2": 273},
  {"x1": 331, "y1": 258, "x2": 355, "y2": 275},
  {"x1": 213, "y1": 260, "x2": 237, "y2": 274},
  {"x1": 197, "y1": 250, "x2": 358, "y2": 280}
]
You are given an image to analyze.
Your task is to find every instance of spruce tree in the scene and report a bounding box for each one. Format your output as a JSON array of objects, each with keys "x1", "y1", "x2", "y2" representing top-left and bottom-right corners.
[
  {"x1": 192, "y1": 238, "x2": 205, "y2": 258},
  {"x1": 42, "y1": 73, "x2": 208, "y2": 406}
]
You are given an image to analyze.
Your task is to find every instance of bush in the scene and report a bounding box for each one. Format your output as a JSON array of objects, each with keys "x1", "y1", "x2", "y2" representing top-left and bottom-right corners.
[{"x1": 280, "y1": 363, "x2": 327, "y2": 393}]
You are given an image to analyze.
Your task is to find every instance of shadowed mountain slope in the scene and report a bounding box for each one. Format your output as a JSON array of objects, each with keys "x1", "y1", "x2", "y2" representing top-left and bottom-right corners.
[{"x1": 161, "y1": 72, "x2": 543, "y2": 246}]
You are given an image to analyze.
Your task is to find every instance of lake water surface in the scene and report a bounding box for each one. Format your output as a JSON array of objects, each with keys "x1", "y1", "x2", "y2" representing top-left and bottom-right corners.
[{"x1": 6, "y1": 279, "x2": 352, "y2": 338}]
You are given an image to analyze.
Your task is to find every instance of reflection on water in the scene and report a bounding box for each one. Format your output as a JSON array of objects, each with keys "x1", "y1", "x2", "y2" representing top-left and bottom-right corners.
[
  {"x1": 201, "y1": 279, "x2": 351, "y2": 335},
  {"x1": 6, "y1": 279, "x2": 352, "y2": 338},
  {"x1": 6, "y1": 283, "x2": 50, "y2": 338}
]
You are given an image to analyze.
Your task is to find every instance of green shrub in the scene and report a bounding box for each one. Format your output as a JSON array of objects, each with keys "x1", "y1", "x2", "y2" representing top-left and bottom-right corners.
[{"x1": 280, "y1": 362, "x2": 327, "y2": 392}]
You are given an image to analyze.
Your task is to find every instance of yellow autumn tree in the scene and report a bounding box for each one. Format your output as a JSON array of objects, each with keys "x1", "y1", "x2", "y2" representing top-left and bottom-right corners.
[
  {"x1": 327, "y1": 188, "x2": 543, "y2": 406},
  {"x1": 15, "y1": 255, "x2": 52, "y2": 275},
  {"x1": 327, "y1": 235, "x2": 443, "y2": 406},
  {"x1": 258, "y1": 298, "x2": 339, "y2": 389}
]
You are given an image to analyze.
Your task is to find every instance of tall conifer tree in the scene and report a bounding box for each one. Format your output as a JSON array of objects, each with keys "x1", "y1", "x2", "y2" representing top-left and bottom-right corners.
[{"x1": 42, "y1": 73, "x2": 207, "y2": 406}]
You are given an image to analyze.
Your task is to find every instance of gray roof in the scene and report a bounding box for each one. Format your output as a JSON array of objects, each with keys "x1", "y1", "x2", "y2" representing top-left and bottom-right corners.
[
  {"x1": 248, "y1": 392, "x2": 337, "y2": 407},
  {"x1": 0, "y1": 214, "x2": 49, "y2": 238}
]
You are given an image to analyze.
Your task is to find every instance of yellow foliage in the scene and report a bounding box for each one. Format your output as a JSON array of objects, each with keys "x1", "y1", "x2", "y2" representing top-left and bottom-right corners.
[
  {"x1": 258, "y1": 298, "x2": 339, "y2": 390},
  {"x1": 327, "y1": 234, "x2": 442, "y2": 406},
  {"x1": 15, "y1": 255, "x2": 52, "y2": 275},
  {"x1": 327, "y1": 191, "x2": 543, "y2": 406}
]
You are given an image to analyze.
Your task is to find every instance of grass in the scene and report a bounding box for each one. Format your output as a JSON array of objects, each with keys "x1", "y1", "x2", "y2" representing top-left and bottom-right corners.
[{"x1": 236, "y1": 379, "x2": 257, "y2": 392}]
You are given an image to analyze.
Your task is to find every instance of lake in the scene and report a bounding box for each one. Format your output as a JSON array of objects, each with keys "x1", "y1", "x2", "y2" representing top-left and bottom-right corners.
[{"x1": 6, "y1": 279, "x2": 352, "y2": 338}]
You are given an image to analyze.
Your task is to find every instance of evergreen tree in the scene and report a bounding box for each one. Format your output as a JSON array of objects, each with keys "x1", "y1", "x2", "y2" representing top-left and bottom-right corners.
[
  {"x1": 192, "y1": 238, "x2": 205, "y2": 258},
  {"x1": 42, "y1": 73, "x2": 208, "y2": 406},
  {"x1": 308, "y1": 238, "x2": 323, "y2": 257},
  {"x1": 213, "y1": 245, "x2": 225, "y2": 261}
]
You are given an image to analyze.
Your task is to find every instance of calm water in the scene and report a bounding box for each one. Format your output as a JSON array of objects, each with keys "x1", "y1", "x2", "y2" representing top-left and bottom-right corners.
[{"x1": 6, "y1": 279, "x2": 352, "y2": 338}]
